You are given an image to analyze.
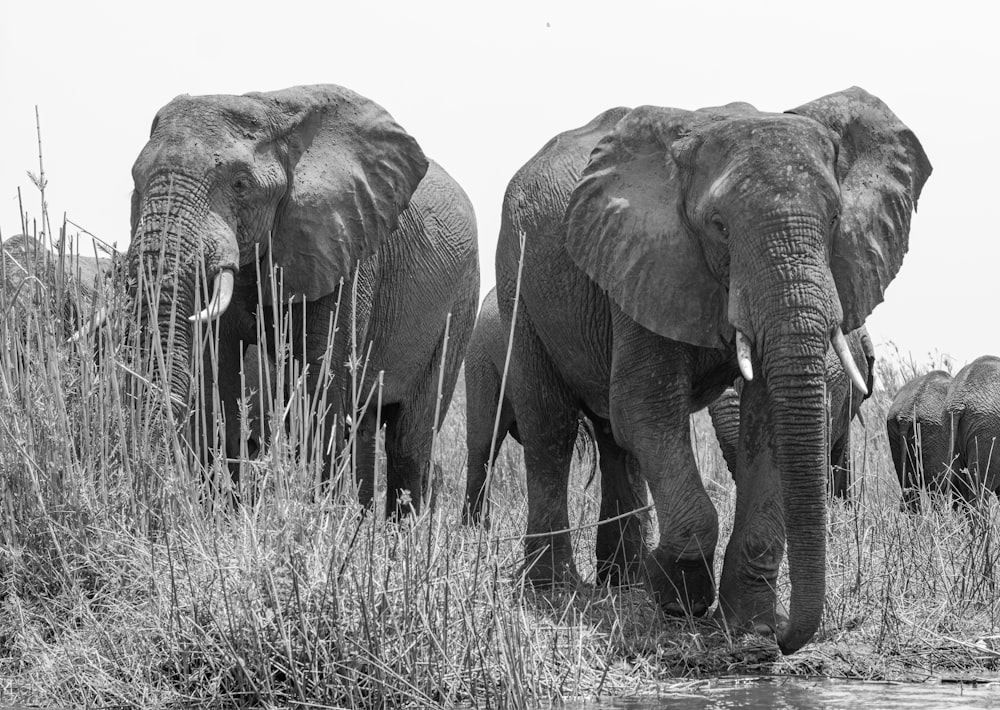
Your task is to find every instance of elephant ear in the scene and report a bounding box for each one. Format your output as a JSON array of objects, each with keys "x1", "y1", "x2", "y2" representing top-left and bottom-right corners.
[
  {"x1": 564, "y1": 105, "x2": 731, "y2": 348},
  {"x1": 260, "y1": 84, "x2": 428, "y2": 302},
  {"x1": 787, "y1": 87, "x2": 932, "y2": 331}
]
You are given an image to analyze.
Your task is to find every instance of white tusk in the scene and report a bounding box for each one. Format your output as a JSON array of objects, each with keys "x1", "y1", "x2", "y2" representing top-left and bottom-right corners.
[
  {"x1": 736, "y1": 330, "x2": 754, "y2": 382},
  {"x1": 832, "y1": 327, "x2": 868, "y2": 396},
  {"x1": 189, "y1": 269, "x2": 235, "y2": 323},
  {"x1": 68, "y1": 306, "x2": 110, "y2": 344}
]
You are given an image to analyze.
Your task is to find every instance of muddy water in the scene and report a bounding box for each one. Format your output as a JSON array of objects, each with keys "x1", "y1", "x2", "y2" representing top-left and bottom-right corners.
[{"x1": 570, "y1": 676, "x2": 1000, "y2": 709}]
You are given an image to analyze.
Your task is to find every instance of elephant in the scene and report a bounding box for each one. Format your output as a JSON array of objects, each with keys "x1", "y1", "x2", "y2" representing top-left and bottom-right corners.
[
  {"x1": 2, "y1": 234, "x2": 110, "y2": 339},
  {"x1": 943, "y1": 355, "x2": 1000, "y2": 505},
  {"x1": 494, "y1": 88, "x2": 930, "y2": 655},
  {"x1": 708, "y1": 327, "x2": 876, "y2": 500},
  {"x1": 124, "y1": 84, "x2": 479, "y2": 517},
  {"x1": 462, "y1": 289, "x2": 639, "y2": 581},
  {"x1": 886, "y1": 369, "x2": 954, "y2": 510}
]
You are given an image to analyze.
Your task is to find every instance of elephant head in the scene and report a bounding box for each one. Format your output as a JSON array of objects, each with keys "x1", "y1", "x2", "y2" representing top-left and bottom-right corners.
[
  {"x1": 126, "y1": 84, "x2": 428, "y2": 420},
  {"x1": 564, "y1": 88, "x2": 931, "y2": 653}
]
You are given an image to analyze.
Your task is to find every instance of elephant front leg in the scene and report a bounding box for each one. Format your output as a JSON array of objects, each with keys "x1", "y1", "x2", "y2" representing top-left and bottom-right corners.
[
  {"x1": 716, "y1": 376, "x2": 787, "y2": 636},
  {"x1": 592, "y1": 419, "x2": 652, "y2": 586},
  {"x1": 610, "y1": 331, "x2": 718, "y2": 617}
]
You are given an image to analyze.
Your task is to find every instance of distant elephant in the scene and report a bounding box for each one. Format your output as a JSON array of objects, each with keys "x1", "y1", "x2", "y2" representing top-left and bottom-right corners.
[
  {"x1": 495, "y1": 88, "x2": 930, "y2": 654},
  {"x1": 944, "y1": 356, "x2": 1000, "y2": 505},
  {"x1": 462, "y1": 288, "x2": 645, "y2": 583},
  {"x1": 709, "y1": 327, "x2": 876, "y2": 500},
  {"x1": 124, "y1": 84, "x2": 479, "y2": 516},
  {"x1": 886, "y1": 369, "x2": 954, "y2": 510},
  {"x1": 2, "y1": 234, "x2": 110, "y2": 339}
]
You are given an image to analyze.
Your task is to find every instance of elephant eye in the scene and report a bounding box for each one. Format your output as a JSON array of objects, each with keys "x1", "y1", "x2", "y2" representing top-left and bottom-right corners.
[
  {"x1": 830, "y1": 212, "x2": 840, "y2": 229},
  {"x1": 711, "y1": 215, "x2": 729, "y2": 238},
  {"x1": 232, "y1": 176, "x2": 251, "y2": 193}
]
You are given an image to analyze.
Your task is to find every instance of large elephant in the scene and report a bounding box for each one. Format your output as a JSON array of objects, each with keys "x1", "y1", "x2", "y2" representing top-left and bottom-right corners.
[
  {"x1": 495, "y1": 88, "x2": 930, "y2": 654},
  {"x1": 944, "y1": 355, "x2": 1000, "y2": 505},
  {"x1": 125, "y1": 84, "x2": 479, "y2": 516},
  {"x1": 886, "y1": 369, "x2": 954, "y2": 510},
  {"x1": 709, "y1": 327, "x2": 876, "y2": 500}
]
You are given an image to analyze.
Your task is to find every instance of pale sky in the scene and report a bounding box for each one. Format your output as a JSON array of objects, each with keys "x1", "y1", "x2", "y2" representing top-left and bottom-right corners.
[{"x1": 1, "y1": 0, "x2": 995, "y2": 370}]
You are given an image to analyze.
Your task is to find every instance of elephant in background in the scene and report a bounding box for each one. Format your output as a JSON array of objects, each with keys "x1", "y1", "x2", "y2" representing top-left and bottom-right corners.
[
  {"x1": 709, "y1": 327, "x2": 875, "y2": 500},
  {"x1": 944, "y1": 355, "x2": 1000, "y2": 505},
  {"x1": 2, "y1": 234, "x2": 111, "y2": 340},
  {"x1": 124, "y1": 84, "x2": 479, "y2": 516},
  {"x1": 886, "y1": 369, "x2": 954, "y2": 510},
  {"x1": 495, "y1": 88, "x2": 930, "y2": 654}
]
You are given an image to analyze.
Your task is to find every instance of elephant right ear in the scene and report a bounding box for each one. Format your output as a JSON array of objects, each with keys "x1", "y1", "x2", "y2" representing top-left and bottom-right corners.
[
  {"x1": 564, "y1": 106, "x2": 731, "y2": 348},
  {"x1": 788, "y1": 87, "x2": 932, "y2": 331},
  {"x1": 261, "y1": 85, "x2": 428, "y2": 302}
]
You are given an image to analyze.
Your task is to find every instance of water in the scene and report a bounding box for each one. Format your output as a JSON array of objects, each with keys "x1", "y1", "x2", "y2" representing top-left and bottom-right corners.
[{"x1": 570, "y1": 676, "x2": 1000, "y2": 709}]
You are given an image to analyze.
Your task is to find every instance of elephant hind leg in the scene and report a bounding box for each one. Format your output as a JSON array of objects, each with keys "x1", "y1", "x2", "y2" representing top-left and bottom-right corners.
[{"x1": 592, "y1": 419, "x2": 652, "y2": 587}]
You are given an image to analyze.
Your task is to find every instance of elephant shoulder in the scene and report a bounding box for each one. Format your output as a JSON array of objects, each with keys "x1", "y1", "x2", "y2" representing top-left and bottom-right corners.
[
  {"x1": 398, "y1": 159, "x2": 478, "y2": 263},
  {"x1": 502, "y1": 107, "x2": 631, "y2": 238}
]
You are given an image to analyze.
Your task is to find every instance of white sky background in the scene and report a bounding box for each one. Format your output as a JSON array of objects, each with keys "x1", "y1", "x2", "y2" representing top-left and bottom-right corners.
[{"x1": 1, "y1": 0, "x2": 995, "y2": 371}]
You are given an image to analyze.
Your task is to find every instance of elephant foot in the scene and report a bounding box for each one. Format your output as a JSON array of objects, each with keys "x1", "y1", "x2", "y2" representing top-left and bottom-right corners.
[
  {"x1": 522, "y1": 538, "x2": 579, "y2": 588},
  {"x1": 596, "y1": 558, "x2": 645, "y2": 588},
  {"x1": 714, "y1": 593, "x2": 788, "y2": 639},
  {"x1": 716, "y1": 564, "x2": 786, "y2": 638},
  {"x1": 643, "y1": 547, "x2": 715, "y2": 617}
]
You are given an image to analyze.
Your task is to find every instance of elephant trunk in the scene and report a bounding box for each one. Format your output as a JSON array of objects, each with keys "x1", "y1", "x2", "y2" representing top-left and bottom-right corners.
[
  {"x1": 762, "y1": 328, "x2": 829, "y2": 655},
  {"x1": 733, "y1": 216, "x2": 839, "y2": 655},
  {"x1": 128, "y1": 173, "x2": 240, "y2": 422}
]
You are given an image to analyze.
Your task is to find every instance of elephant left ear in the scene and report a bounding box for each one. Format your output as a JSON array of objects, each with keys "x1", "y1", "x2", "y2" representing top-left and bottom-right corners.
[
  {"x1": 260, "y1": 84, "x2": 428, "y2": 303},
  {"x1": 564, "y1": 106, "x2": 732, "y2": 348},
  {"x1": 787, "y1": 87, "x2": 932, "y2": 331}
]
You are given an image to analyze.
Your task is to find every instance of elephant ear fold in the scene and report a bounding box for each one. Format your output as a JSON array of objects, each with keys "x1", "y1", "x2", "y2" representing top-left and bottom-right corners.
[
  {"x1": 787, "y1": 87, "x2": 932, "y2": 331},
  {"x1": 564, "y1": 106, "x2": 731, "y2": 348},
  {"x1": 263, "y1": 85, "x2": 428, "y2": 302}
]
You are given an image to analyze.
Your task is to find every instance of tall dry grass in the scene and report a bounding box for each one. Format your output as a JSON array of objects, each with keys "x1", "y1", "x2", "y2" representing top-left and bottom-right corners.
[{"x1": 3, "y1": 218, "x2": 1000, "y2": 707}]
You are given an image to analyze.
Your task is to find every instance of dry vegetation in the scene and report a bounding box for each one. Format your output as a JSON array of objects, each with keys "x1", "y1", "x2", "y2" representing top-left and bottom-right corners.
[{"x1": 2, "y1": 230, "x2": 1000, "y2": 709}]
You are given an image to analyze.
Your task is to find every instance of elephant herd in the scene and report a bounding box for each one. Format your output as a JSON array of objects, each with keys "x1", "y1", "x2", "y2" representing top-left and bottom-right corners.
[{"x1": 62, "y1": 82, "x2": 998, "y2": 657}]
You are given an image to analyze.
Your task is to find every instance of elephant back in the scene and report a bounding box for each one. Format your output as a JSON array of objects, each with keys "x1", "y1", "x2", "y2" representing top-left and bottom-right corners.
[{"x1": 888, "y1": 370, "x2": 953, "y2": 427}]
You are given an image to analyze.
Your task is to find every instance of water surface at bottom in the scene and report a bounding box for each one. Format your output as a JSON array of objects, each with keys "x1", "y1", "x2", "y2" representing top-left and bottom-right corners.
[{"x1": 572, "y1": 676, "x2": 1000, "y2": 709}]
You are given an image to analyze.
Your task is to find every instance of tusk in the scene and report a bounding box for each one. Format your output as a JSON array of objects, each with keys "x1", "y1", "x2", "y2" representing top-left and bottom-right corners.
[
  {"x1": 832, "y1": 327, "x2": 868, "y2": 396},
  {"x1": 189, "y1": 269, "x2": 235, "y2": 324},
  {"x1": 736, "y1": 330, "x2": 754, "y2": 382},
  {"x1": 68, "y1": 305, "x2": 110, "y2": 344}
]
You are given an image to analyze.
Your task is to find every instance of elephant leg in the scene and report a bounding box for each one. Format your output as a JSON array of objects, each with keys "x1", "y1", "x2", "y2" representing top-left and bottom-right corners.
[
  {"x1": 194, "y1": 312, "x2": 249, "y2": 501},
  {"x1": 464, "y1": 393, "x2": 515, "y2": 528},
  {"x1": 507, "y1": 318, "x2": 580, "y2": 586},
  {"x1": 829, "y1": 429, "x2": 851, "y2": 500},
  {"x1": 716, "y1": 376, "x2": 787, "y2": 636},
  {"x1": 382, "y1": 403, "x2": 433, "y2": 518},
  {"x1": 707, "y1": 388, "x2": 742, "y2": 482},
  {"x1": 352, "y1": 406, "x2": 381, "y2": 511},
  {"x1": 592, "y1": 418, "x2": 651, "y2": 587},
  {"x1": 609, "y1": 324, "x2": 718, "y2": 617}
]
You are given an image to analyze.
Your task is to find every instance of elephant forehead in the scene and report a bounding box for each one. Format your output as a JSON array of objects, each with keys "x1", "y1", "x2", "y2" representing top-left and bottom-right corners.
[
  {"x1": 136, "y1": 96, "x2": 272, "y2": 181},
  {"x1": 699, "y1": 114, "x2": 835, "y2": 164}
]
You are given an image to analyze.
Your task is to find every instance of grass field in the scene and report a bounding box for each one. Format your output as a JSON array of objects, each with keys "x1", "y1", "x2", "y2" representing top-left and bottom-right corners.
[{"x1": 2, "y1": 240, "x2": 999, "y2": 708}]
